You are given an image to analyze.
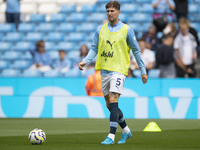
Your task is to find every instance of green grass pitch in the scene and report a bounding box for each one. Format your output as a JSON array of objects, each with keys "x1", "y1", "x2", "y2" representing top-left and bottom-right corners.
[{"x1": 0, "y1": 118, "x2": 200, "y2": 150}]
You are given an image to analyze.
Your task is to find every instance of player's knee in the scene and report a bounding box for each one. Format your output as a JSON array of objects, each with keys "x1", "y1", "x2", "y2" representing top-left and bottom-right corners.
[{"x1": 109, "y1": 92, "x2": 119, "y2": 103}]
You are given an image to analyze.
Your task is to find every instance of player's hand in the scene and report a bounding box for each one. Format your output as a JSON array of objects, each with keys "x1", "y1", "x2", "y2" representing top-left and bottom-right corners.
[
  {"x1": 79, "y1": 62, "x2": 86, "y2": 70},
  {"x1": 141, "y1": 74, "x2": 148, "y2": 84}
]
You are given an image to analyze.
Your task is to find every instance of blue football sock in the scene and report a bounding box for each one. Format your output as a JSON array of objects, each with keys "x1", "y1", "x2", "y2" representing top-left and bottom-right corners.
[
  {"x1": 118, "y1": 108, "x2": 127, "y2": 129},
  {"x1": 109, "y1": 103, "x2": 119, "y2": 134}
]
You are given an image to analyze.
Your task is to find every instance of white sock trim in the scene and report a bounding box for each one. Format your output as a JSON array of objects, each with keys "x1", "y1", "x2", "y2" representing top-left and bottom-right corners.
[
  {"x1": 122, "y1": 126, "x2": 131, "y2": 133},
  {"x1": 108, "y1": 133, "x2": 115, "y2": 141}
]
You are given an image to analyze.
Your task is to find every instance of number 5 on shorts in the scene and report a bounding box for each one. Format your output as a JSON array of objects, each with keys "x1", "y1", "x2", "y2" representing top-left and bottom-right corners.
[{"x1": 116, "y1": 78, "x2": 121, "y2": 86}]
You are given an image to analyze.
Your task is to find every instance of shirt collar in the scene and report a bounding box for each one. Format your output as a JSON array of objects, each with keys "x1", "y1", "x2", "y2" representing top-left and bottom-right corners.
[{"x1": 108, "y1": 20, "x2": 123, "y2": 27}]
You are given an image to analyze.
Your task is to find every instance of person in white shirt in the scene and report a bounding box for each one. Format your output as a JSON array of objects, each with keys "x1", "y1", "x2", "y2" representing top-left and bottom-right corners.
[
  {"x1": 174, "y1": 19, "x2": 197, "y2": 77},
  {"x1": 131, "y1": 39, "x2": 155, "y2": 73}
]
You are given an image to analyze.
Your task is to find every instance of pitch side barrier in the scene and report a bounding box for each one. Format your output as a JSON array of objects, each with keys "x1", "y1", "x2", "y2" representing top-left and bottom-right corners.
[{"x1": 0, "y1": 78, "x2": 199, "y2": 119}]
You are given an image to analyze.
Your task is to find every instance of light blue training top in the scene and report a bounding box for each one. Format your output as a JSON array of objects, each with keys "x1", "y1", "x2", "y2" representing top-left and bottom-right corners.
[
  {"x1": 83, "y1": 20, "x2": 146, "y2": 76},
  {"x1": 6, "y1": 0, "x2": 20, "y2": 13}
]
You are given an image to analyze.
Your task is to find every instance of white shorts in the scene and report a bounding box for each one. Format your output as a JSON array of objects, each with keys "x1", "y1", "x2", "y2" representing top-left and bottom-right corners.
[{"x1": 101, "y1": 73, "x2": 126, "y2": 96}]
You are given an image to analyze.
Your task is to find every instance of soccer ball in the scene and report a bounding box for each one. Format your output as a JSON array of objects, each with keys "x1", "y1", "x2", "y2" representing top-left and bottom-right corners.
[{"x1": 28, "y1": 128, "x2": 46, "y2": 145}]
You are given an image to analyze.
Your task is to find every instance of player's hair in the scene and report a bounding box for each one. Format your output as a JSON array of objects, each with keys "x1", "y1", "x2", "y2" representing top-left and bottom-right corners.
[{"x1": 105, "y1": 1, "x2": 120, "y2": 10}]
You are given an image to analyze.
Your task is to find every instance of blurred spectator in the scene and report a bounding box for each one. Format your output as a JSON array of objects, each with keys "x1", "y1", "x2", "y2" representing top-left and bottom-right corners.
[
  {"x1": 174, "y1": 19, "x2": 198, "y2": 77},
  {"x1": 152, "y1": 0, "x2": 175, "y2": 32},
  {"x1": 173, "y1": 0, "x2": 188, "y2": 21},
  {"x1": 142, "y1": 25, "x2": 159, "y2": 51},
  {"x1": 178, "y1": 18, "x2": 200, "y2": 56},
  {"x1": 73, "y1": 44, "x2": 95, "y2": 76},
  {"x1": 132, "y1": 39, "x2": 155, "y2": 73},
  {"x1": 162, "y1": 22, "x2": 177, "y2": 37},
  {"x1": 85, "y1": 70, "x2": 103, "y2": 96},
  {"x1": 55, "y1": 50, "x2": 71, "y2": 74},
  {"x1": 4, "y1": 0, "x2": 21, "y2": 30},
  {"x1": 127, "y1": 66, "x2": 134, "y2": 78},
  {"x1": 74, "y1": 44, "x2": 89, "y2": 67},
  {"x1": 29, "y1": 40, "x2": 52, "y2": 73},
  {"x1": 156, "y1": 34, "x2": 176, "y2": 78}
]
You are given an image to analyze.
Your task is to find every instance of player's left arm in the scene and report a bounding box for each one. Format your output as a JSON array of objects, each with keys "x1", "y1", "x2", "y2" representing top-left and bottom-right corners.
[{"x1": 127, "y1": 27, "x2": 148, "y2": 84}]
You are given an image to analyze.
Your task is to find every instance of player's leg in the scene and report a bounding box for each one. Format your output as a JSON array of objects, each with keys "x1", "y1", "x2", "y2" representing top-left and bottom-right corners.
[
  {"x1": 101, "y1": 92, "x2": 120, "y2": 145},
  {"x1": 109, "y1": 73, "x2": 132, "y2": 144},
  {"x1": 104, "y1": 95, "x2": 129, "y2": 131}
]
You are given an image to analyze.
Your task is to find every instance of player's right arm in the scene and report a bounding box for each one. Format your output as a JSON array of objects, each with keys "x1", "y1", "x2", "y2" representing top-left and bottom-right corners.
[{"x1": 79, "y1": 25, "x2": 103, "y2": 70}]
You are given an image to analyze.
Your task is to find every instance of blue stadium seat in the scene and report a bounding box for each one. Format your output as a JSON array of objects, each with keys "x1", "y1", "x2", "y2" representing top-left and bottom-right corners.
[
  {"x1": 45, "y1": 32, "x2": 64, "y2": 42},
  {"x1": 0, "y1": 42, "x2": 13, "y2": 51},
  {"x1": 25, "y1": 32, "x2": 44, "y2": 42},
  {"x1": 80, "y1": 4, "x2": 97, "y2": 13},
  {"x1": 36, "y1": 23, "x2": 56, "y2": 32},
  {"x1": 87, "y1": 13, "x2": 107, "y2": 22},
  {"x1": 119, "y1": 13, "x2": 129, "y2": 23},
  {"x1": 120, "y1": 4, "x2": 138, "y2": 13},
  {"x1": 194, "y1": 0, "x2": 200, "y2": 3},
  {"x1": 188, "y1": 0, "x2": 193, "y2": 3},
  {"x1": 82, "y1": 68, "x2": 95, "y2": 77},
  {"x1": 59, "y1": 5, "x2": 76, "y2": 14},
  {"x1": 56, "y1": 23, "x2": 76, "y2": 32},
  {"x1": 140, "y1": 22, "x2": 152, "y2": 32},
  {"x1": 133, "y1": 70, "x2": 141, "y2": 78},
  {"x1": 135, "y1": 0, "x2": 151, "y2": 3},
  {"x1": 86, "y1": 33, "x2": 95, "y2": 41},
  {"x1": 128, "y1": 23, "x2": 141, "y2": 32},
  {"x1": 148, "y1": 69, "x2": 160, "y2": 78},
  {"x1": 0, "y1": 69, "x2": 20, "y2": 77},
  {"x1": 0, "y1": 33, "x2": 3, "y2": 41},
  {"x1": 97, "y1": 4, "x2": 106, "y2": 12},
  {"x1": 189, "y1": 4, "x2": 199, "y2": 13},
  {"x1": 45, "y1": 42, "x2": 55, "y2": 51},
  {"x1": 198, "y1": 32, "x2": 200, "y2": 40},
  {"x1": 3, "y1": 51, "x2": 21, "y2": 60},
  {"x1": 18, "y1": 23, "x2": 35, "y2": 32},
  {"x1": 117, "y1": 0, "x2": 133, "y2": 3},
  {"x1": 54, "y1": 42, "x2": 74, "y2": 51},
  {"x1": 65, "y1": 68, "x2": 81, "y2": 77},
  {"x1": 43, "y1": 70, "x2": 61, "y2": 77},
  {"x1": 0, "y1": 23, "x2": 15, "y2": 33},
  {"x1": 21, "y1": 52, "x2": 32, "y2": 60},
  {"x1": 68, "y1": 13, "x2": 87, "y2": 22},
  {"x1": 65, "y1": 33, "x2": 85, "y2": 42},
  {"x1": 190, "y1": 23, "x2": 200, "y2": 32},
  {"x1": 48, "y1": 51, "x2": 59, "y2": 60},
  {"x1": 68, "y1": 50, "x2": 80, "y2": 60},
  {"x1": 77, "y1": 23, "x2": 96, "y2": 32},
  {"x1": 129, "y1": 13, "x2": 153, "y2": 23},
  {"x1": 21, "y1": 69, "x2": 42, "y2": 77},
  {"x1": 188, "y1": 14, "x2": 200, "y2": 22},
  {"x1": 49, "y1": 14, "x2": 66, "y2": 23},
  {"x1": 11, "y1": 60, "x2": 31, "y2": 70},
  {"x1": 15, "y1": 42, "x2": 32, "y2": 51},
  {"x1": 4, "y1": 32, "x2": 23, "y2": 42},
  {"x1": 0, "y1": 60, "x2": 10, "y2": 69},
  {"x1": 139, "y1": 4, "x2": 154, "y2": 13},
  {"x1": 29, "y1": 14, "x2": 46, "y2": 23},
  {"x1": 96, "y1": 0, "x2": 110, "y2": 4}
]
